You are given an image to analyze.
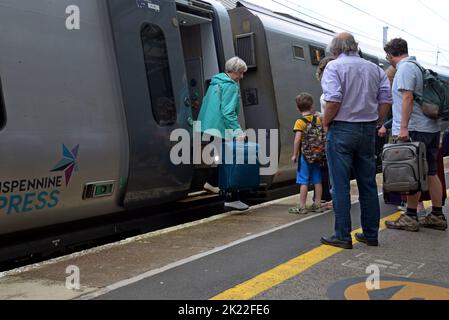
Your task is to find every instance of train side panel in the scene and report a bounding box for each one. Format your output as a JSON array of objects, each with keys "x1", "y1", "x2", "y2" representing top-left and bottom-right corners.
[
  {"x1": 228, "y1": 7, "x2": 279, "y2": 187},
  {"x1": 230, "y1": 4, "x2": 334, "y2": 185},
  {"x1": 0, "y1": 0, "x2": 128, "y2": 234},
  {"x1": 262, "y1": 14, "x2": 332, "y2": 183}
]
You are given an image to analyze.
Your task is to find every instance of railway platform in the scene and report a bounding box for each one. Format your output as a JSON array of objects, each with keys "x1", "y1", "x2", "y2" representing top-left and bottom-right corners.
[{"x1": 1, "y1": 163, "x2": 448, "y2": 301}]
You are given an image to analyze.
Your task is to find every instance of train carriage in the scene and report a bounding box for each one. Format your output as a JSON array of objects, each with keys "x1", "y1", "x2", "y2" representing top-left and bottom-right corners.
[
  {"x1": 1, "y1": 0, "x2": 448, "y2": 243},
  {"x1": 0, "y1": 0, "x2": 237, "y2": 236}
]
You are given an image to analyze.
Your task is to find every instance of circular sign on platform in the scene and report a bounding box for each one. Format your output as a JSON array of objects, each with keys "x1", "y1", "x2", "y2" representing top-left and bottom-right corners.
[{"x1": 328, "y1": 277, "x2": 449, "y2": 300}]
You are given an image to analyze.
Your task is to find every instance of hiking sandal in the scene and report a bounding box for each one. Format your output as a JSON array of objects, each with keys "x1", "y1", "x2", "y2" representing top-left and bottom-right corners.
[{"x1": 288, "y1": 206, "x2": 308, "y2": 214}]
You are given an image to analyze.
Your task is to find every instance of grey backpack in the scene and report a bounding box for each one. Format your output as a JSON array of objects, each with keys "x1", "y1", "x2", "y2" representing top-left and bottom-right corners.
[{"x1": 382, "y1": 141, "x2": 428, "y2": 193}]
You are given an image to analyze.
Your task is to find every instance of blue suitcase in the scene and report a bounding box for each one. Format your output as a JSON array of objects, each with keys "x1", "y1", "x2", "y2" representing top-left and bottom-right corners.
[{"x1": 219, "y1": 141, "x2": 260, "y2": 191}]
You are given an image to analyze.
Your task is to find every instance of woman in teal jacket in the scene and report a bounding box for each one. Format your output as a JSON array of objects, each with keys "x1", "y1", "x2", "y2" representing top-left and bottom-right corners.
[{"x1": 198, "y1": 57, "x2": 248, "y2": 210}]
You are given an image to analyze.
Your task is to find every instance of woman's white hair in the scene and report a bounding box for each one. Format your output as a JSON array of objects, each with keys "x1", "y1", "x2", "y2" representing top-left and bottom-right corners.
[{"x1": 225, "y1": 57, "x2": 248, "y2": 73}]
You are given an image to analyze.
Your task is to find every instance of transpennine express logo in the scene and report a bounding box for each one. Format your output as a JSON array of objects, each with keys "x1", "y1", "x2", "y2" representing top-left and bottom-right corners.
[
  {"x1": 51, "y1": 144, "x2": 80, "y2": 186},
  {"x1": 0, "y1": 144, "x2": 79, "y2": 215}
]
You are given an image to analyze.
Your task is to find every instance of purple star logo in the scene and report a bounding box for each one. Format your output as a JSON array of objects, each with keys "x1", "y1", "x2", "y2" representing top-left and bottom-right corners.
[{"x1": 51, "y1": 144, "x2": 79, "y2": 186}]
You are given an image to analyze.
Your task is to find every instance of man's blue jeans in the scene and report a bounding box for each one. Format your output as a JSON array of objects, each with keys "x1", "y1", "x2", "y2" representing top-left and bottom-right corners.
[{"x1": 326, "y1": 121, "x2": 380, "y2": 242}]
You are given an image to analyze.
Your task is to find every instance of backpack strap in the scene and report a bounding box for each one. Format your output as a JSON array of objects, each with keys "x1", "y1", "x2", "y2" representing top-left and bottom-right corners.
[
  {"x1": 302, "y1": 115, "x2": 318, "y2": 126},
  {"x1": 298, "y1": 114, "x2": 312, "y2": 125},
  {"x1": 406, "y1": 60, "x2": 425, "y2": 73},
  {"x1": 405, "y1": 60, "x2": 425, "y2": 105}
]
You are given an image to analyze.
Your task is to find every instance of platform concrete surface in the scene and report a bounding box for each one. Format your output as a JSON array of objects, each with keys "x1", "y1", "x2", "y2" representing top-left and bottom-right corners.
[
  {"x1": 0, "y1": 194, "x2": 328, "y2": 300},
  {"x1": 255, "y1": 222, "x2": 449, "y2": 300},
  {"x1": 0, "y1": 160, "x2": 447, "y2": 300}
]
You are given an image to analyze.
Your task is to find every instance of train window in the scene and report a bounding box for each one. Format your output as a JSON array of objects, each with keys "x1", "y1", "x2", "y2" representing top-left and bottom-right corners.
[
  {"x1": 293, "y1": 46, "x2": 305, "y2": 60},
  {"x1": 309, "y1": 45, "x2": 325, "y2": 65},
  {"x1": 140, "y1": 23, "x2": 177, "y2": 126},
  {"x1": 236, "y1": 33, "x2": 256, "y2": 69},
  {"x1": 0, "y1": 76, "x2": 5, "y2": 130}
]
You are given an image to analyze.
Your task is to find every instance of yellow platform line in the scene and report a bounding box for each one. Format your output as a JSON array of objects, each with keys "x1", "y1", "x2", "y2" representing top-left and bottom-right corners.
[
  {"x1": 211, "y1": 189, "x2": 449, "y2": 300},
  {"x1": 210, "y1": 189, "x2": 449, "y2": 300},
  {"x1": 211, "y1": 212, "x2": 401, "y2": 300}
]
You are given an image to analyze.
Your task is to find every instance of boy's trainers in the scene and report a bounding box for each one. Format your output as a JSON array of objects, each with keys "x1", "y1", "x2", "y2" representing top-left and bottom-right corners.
[
  {"x1": 225, "y1": 201, "x2": 249, "y2": 211},
  {"x1": 288, "y1": 206, "x2": 308, "y2": 214},
  {"x1": 309, "y1": 203, "x2": 326, "y2": 213},
  {"x1": 419, "y1": 214, "x2": 448, "y2": 231}
]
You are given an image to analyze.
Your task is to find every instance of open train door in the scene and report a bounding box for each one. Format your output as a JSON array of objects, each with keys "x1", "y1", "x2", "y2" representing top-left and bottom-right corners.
[
  {"x1": 108, "y1": 0, "x2": 193, "y2": 208},
  {"x1": 174, "y1": 0, "x2": 243, "y2": 192}
]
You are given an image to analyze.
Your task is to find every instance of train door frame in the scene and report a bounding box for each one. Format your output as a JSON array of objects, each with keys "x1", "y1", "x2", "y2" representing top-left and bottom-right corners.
[
  {"x1": 177, "y1": 4, "x2": 220, "y2": 121},
  {"x1": 0, "y1": 76, "x2": 6, "y2": 130},
  {"x1": 175, "y1": 0, "x2": 240, "y2": 192},
  {"x1": 107, "y1": 0, "x2": 193, "y2": 208}
]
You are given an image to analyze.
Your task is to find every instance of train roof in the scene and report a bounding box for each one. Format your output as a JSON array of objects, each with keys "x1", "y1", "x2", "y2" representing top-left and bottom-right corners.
[
  {"x1": 234, "y1": 0, "x2": 449, "y2": 77},
  {"x1": 236, "y1": 1, "x2": 334, "y2": 35},
  {"x1": 236, "y1": 0, "x2": 334, "y2": 34},
  {"x1": 235, "y1": 0, "x2": 385, "y2": 60}
]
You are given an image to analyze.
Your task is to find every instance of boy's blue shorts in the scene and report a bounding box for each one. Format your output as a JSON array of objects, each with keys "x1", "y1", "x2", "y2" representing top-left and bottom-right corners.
[{"x1": 297, "y1": 155, "x2": 322, "y2": 185}]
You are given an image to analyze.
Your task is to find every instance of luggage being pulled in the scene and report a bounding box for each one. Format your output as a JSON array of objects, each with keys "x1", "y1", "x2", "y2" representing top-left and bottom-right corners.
[
  {"x1": 219, "y1": 141, "x2": 260, "y2": 192},
  {"x1": 375, "y1": 134, "x2": 388, "y2": 172},
  {"x1": 382, "y1": 141, "x2": 428, "y2": 193}
]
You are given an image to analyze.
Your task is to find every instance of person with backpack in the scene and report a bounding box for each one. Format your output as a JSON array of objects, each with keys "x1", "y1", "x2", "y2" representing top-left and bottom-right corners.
[
  {"x1": 320, "y1": 33, "x2": 392, "y2": 249},
  {"x1": 289, "y1": 93, "x2": 326, "y2": 215},
  {"x1": 384, "y1": 38, "x2": 447, "y2": 232}
]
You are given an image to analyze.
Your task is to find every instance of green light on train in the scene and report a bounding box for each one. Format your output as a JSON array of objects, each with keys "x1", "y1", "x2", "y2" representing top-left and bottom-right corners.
[{"x1": 94, "y1": 183, "x2": 114, "y2": 197}]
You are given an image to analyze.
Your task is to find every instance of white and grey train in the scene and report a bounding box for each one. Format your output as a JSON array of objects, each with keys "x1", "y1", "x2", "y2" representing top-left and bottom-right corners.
[{"x1": 1, "y1": 0, "x2": 448, "y2": 237}]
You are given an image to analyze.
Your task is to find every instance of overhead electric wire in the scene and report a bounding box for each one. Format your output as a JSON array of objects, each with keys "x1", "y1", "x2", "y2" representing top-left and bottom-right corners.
[
  {"x1": 415, "y1": 0, "x2": 449, "y2": 61},
  {"x1": 262, "y1": 0, "x2": 449, "y2": 66},
  {"x1": 338, "y1": 0, "x2": 449, "y2": 55},
  {"x1": 440, "y1": 52, "x2": 449, "y2": 65},
  {"x1": 410, "y1": 48, "x2": 438, "y2": 53},
  {"x1": 282, "y1": 0, "x2": 382, "y2": 42},
  {"x1": 271, "y1": 0, "x2": 381, "y2": 43},
  {"x1": 416, "y1": 0, "x2": 449, "y2": 26}
]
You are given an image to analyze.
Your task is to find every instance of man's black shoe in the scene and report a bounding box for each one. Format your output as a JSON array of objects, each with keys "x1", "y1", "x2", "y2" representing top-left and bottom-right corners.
[
  {"x1": 355, "y1": 233, "x2": 379, "y2": 247},
  {"x1": 320, "y1": 235, "x2": 353, "y2": 249}
]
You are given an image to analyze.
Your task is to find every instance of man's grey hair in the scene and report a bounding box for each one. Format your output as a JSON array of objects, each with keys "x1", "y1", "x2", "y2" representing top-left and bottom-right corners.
[
  {"x1": 327, "y1": 33, "x2": 359, "y2": 57},
  {"x1": 225, "y1": 57, "x2": 248, "y2": 73}
]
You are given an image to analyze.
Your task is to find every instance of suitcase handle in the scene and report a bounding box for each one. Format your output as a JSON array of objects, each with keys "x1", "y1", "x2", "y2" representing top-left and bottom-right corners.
[
  {"x1": 393, "y1": 137, "x2": 413, "y2": 144},
  {"x1": 233, "y1": 136, "x2": 249, "y2": 143}
]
